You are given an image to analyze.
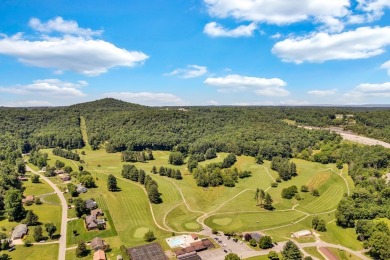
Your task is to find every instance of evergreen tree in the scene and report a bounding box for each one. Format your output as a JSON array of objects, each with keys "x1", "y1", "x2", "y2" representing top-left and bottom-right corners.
[
  {"x1": 24, "y1": 210, "x2": 39, "y2": 225},
  {"x1": 138, "y1": 169, "x2": 146, "y2": 184},
  {"x1": 33, "y1": 226, "x2": 43, "y2": 242},
  {"x1": 148, "y1": 185, "x2": 161, "y2": 204},
  {"x1": 151, "y1": 166, "x2": 157, "y2": 174},
  {"x1": 107, "y1": 174, "x2": 117, "y2": 191},
  {"x1": 264, "y1": 193, "x2": 273, "y2": 210},
  {"x1": 267, "y1": 251, "x2": 279, "y2": 260},
  {"x1": 281, "y1": 241, "x2": 302, "y2": 260}
]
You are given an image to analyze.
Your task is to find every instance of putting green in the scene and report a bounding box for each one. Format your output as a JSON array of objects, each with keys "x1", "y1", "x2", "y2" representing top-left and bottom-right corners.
[
  {"x1": 212, "y1": 218, "x2": 232, "y2": 226},
  {"x1": 184, "y1": 222, "x2": 200, "y2": 230},
  {"x1": 133, "y1": 227, "x2": 149, "y2": 238}
]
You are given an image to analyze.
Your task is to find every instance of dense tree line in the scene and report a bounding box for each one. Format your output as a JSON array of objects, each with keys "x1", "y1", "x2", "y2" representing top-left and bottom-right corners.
[
  {"x1": 192, "y1": 163, "x2": 251, "y2": 188},
  {"x1": 155, "y1": 166, "x2": 182, "y2": 180},
  {"x1": 52, "y1": 148, "x2": 80, "y2": 161},
  {"x1": 121, "y1": 150, "x2": 153, "y2": 162},
  {"x1": 121, "y1": 165, "x2": 161, "y2": 203},
  {"x1": 271, "y1": 157, "x2": 297, "y2": 181}
]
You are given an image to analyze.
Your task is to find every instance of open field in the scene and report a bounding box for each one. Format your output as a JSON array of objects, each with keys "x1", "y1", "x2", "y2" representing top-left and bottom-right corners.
[
  {"x1": 321, "y1": 222, "x2": 363, "y2": 251},
  {"x1": 23, "y1": 176, "x2": 54, "y2": 196},
  {"x1": 8, "y1": 244, "x2": 59, "y2": 260},
  {"x1": 37, "y1": 147, "x2": 356, "y2": 255},
  {"x1": 204, "y1": 210, "x2": 306, "y2": 233},
  {"x1": 325, "y1": 247, "x2": 363, "y2": 260},
  {"x1": 303, "y1": 247, "x2": 326, "y2": 260}
]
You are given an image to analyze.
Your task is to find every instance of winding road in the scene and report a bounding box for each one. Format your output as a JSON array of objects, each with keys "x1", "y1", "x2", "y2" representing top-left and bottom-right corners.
[{"x1": 26, "y1": 165, "x2": 68, "y2": 260}]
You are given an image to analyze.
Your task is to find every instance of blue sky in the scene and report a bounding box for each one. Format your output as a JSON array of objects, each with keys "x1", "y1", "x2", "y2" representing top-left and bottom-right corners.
[{"x1": 0, "y1": 0, "x2": 390, "y2": 106}]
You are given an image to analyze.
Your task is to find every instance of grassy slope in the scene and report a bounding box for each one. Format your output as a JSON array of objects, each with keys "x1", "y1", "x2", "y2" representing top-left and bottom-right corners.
[{"x1": 303, "y1": 247, "x2": 326, "y2": 260}]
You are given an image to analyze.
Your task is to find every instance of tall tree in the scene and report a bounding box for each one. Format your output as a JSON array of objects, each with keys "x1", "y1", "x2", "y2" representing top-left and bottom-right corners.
[
  {"x1": 263, "y1": 193, "x2": 273, "y2": 210},
  {"x1": 76, "y1": 240, "x2": 88, "y2": 257},
  {"x1": 45, "y1": 223, "x2": 57, "y2": 239},
  {"x1": 33, "y1": 226, "x2": 43, "y2": 242},
  {"x1": 107, "y1": 174, "x2": 117, "y2": 191},
  {"x1": 4, "y1": 189, "x2": 25, "y2": 221},
  {"x1": 24, "y1": 210, "x2": 39, "y2": 225},
  {"x1": 281, "y1": 241, "x2": 302, "y2": 260}
]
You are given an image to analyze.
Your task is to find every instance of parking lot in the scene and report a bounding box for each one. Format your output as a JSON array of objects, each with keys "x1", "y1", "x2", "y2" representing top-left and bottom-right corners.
[{"x1": 198, "y1": 235, "x2": 250, "y2": 260}]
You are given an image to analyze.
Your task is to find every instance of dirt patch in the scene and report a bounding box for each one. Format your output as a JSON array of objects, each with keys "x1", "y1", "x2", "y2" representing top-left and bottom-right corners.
[
  {"x1": 307, "y1": 171, "x2": 331, "y2": 190},
  {"x1": 319, "y1": 247, "x2": 338, "y2": 260}
]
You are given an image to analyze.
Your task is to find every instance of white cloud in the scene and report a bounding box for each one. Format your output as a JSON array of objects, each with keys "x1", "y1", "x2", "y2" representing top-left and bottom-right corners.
[
  {"x1": 356, "y1": 0, "x2": 390, "y2": 20},
  {"x1": 207, "y1": 100, "x2": 219, "y2": 105},
  {"x1": 0, "y1": 17, "x2": 148, "y2": 76},
  {"x1": 272, "y1": 26, "x2": 390, "y2": 63},
  {"x1": 104, "y1": 92, "x2": 184, "y2": 106},
  {"x1": 0, "y1": 79, "x2": 86, "y2": 97},
  {"x1": 308, "y1": 89, "x2": 338, "y2": 96},
  {"x1": 279, "y1": 100, "x2": 310, "y2": 106},
  {"x1": 271, "y1": 33, "x2": 282, "y2": 39},
  {"x1": 345, "y1": 82, "x2": 390, "y2": 100},
  {"x1": 204, "y1": 74, "x2": 289, "y2": 96},
  {"x1": 203, "y1": 0, "x2": 349, "y2": 28},
  {"x1": 204, "y1": 22, "x2": 257, "y2": 37},
  {"x1": 381, "y1": 60, "x2": 390, "y2": 75},
  {"x1": 4, "y1": 100, "x2": 54, "y2": 107},
  {"x1": 29, "y1": 17, "x2": 103, "y2": 37},
  {"x1": 164, "y1": 65, "x2": 208, "y2": 78}
]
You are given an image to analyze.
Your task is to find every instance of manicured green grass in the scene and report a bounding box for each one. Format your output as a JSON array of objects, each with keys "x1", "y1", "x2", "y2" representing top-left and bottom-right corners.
[
  {"x1": 204, "y1": 210, "x2": 306, "y2": 233},
  {"x1": 41, "y1": 193, "x2": 61, "y2": 204},
  {"x1": 326, "y1": 247, "x2": 363, "y2": 260},
  {"x1": 321, "y1": 222, "x2": 363, "y2": 251},
  {"x1": 23, "y1": 176, "x2": 54, "y2": 196},
  {"x1": 65, "y1": 248, "x2": 91, "y2": 260},
  {"x1": 165, "y1": 204, "x2": 203, "y2": 232},
  {"x1": 303, "y1": 247, "x2": 325, "y2": 260},
  {"x1": 8, "y1": 244, "x2": 58, "y2": 260},
  {"x1": 244, "y1": 254, "x2": 281, "y2": 260}
]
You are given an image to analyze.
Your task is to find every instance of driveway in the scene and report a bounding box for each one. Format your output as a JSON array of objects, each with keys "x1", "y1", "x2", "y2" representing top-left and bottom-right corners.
[{"x1": 26, "y1": 165, "x2": 68, "y2": 260}]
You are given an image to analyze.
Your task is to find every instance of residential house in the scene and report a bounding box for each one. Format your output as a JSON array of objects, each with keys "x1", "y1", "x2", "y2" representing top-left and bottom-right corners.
[
  {"x1": 91, "y1": 237, "x2": 106, "y2": 251},
  {"x1": 91, "y1": 209, "x2": 103, "y2": 217},
  {"x1": 76, "y1": 184, "x2": 87, "y2": 194},
  {"x1": 250, "y1": 233, "x2": 263, "y2": 243},
  {"x1": 61, "y1": 175, "x2": 71, "y2": 181},
  {"x1": 54, "y1": 169, "x2": 64, "y2": 175},
  {"x1": 18, "y1": 176, "x2": 28, "y2": 182},
  {"x1": 85, "y1": 199, "x2": 97, "y2": 210},
  {"x1": 93, "y1": 249, "x2": 106, "y2": 260},
  {"x1": 11, "y1": 224, "x2": 28, "y2": 240},
  {"x1": 85, "y1": 215, "x2": 106, "y2": 231}
]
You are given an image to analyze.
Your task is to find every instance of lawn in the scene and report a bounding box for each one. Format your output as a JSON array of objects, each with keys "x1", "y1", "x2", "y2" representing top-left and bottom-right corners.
[
  {"x1": 165, "y1": 204, "x2": 203, "y2": 232},
  {"x1": 23, "y1": 176, "x2": 54, "y2": 196},
  {"x1": 8, "y1": 244, "x2": 58, "y2": 260},
  {"x1": 326, "y1": 247, "x2": 363, "y2": 260},
  {"x1": 303, "y1": 247, "x2": 325, "y2": 260},
  {"x1": 321, "y1": 222, "x2": 363, "y2": 251},
  {"x1": 41, "y1": 193, "x2": 61, "y2": 204},
  {"x1": 204, "y1": 210, "x2": 306, "y2": 233}
]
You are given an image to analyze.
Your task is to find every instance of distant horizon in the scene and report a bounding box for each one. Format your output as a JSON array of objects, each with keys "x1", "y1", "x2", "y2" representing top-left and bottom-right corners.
[
  {"x1": 1, "y1": 1, "x2": 390, "y2": 107},
  {"x1": 1, "y1": 98, "x2": 390, "y2": 108}
]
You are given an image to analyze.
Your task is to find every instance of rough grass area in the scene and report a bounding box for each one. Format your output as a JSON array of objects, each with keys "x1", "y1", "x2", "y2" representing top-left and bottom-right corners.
[
  {"x1": 23, "y1": 176, "x2": 54, "y2": 195},
  {"x1": 326, "y1": 247, "x2": 363, "y2": 260}
]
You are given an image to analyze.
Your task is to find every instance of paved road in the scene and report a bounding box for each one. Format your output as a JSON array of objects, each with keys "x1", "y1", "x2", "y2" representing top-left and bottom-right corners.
[{"x1": 26, "y1": 165, "x2": 67, "y2": 260}]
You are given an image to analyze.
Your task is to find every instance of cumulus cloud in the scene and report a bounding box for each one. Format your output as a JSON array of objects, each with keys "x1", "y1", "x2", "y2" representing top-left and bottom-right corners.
[
  {"x1": 356, "y1": 0, "x2": 390, "y2": 21},
  {"x1": 381, "y1": 60, "x2": 390, "y2": 75},
  {"x1": 0, "y1": 17, "x2": 148, "y2": 76},
  {"x1": 203, "y1": 0, "x2": 349, "y2": 29},
  {"x1": 104, "y1": 92, "x2": 184, "y2": 106},
  {"x1": 204, "y1": 22, "x2": 257, "y2": 37},
  {"x1": 204, "y1": 74, "x2": 289, "y2": 96},
  {"x1": 345, "y1": 82, "x2": 390, "y2": 100},
  {"x1": 0, "y1": 79, "x2": 86, "y2": 97},
  {"x1": 29, "y1": 17, "x2": 103, "y2": 37},
  {"x1": 308, "y1": 89, "x2": 338, "y2": 96},
  {"x1": 272, "y1": 26, "x2": 390, "y2": 63},
  {"x1": 164, "y1": 65, "x2": 208, "y2": 78}
]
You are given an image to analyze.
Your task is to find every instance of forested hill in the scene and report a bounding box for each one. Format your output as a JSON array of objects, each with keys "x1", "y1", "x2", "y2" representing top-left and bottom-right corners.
[{"x1": 1, "y1": 98, "x2": 390, "y2": 155}]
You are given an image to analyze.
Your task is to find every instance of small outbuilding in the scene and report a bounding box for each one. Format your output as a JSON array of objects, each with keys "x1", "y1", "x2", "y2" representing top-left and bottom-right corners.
[{"x1": 291, "y1": 230, "x2": 312, "y2": 239}]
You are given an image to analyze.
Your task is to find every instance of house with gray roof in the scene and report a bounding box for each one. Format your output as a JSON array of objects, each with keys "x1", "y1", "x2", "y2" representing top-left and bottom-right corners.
[
  {"x1": 76, "y1": 184, "x2": 87, "y2": 194},
  {"x1": 11, "y1": 224, "x2": 28, "y2": 240}
]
